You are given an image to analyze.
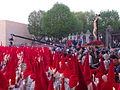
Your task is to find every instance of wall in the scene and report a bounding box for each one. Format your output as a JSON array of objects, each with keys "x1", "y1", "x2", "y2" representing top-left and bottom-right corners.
[
  {"x1": 0, "y1": 20, "x2": 31, "y2": 46},
  {"x1": 0, "y1": 20, "x2": 6, "y2": 46}
]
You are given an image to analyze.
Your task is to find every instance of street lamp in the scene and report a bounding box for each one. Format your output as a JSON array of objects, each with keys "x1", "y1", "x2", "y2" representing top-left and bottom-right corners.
[{"x1": 9, "y1": 34, "x2": 14, "y2": 46}]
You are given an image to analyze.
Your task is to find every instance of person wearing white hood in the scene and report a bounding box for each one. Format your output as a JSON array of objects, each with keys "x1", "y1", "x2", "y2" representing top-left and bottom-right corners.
[{"x1": 103, "y1": 53, "x2": 110, "y2": 70}]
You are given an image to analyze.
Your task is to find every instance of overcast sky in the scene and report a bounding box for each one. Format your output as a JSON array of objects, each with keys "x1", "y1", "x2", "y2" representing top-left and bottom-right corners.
[{"x1": 0, "y1": 0, "x2": 120, "y2": 24}]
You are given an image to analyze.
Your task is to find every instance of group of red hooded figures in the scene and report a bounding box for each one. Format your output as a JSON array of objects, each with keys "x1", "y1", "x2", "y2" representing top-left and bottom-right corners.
[{"x1": 0, "y1": 46, "x2": 120, "y2": 90}]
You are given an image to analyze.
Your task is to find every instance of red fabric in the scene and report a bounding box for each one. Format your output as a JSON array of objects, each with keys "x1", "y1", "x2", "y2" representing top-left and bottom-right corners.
[
  {"x1": 58, "y1": 57, "x2": 66, "y2": 73},
  {"x1": 34, "y1": 62, "x2": 41, "y2": 90},
  {"x1": 61, "y1": 78, "x2": 65, "y2": 90},
  {"x1": 63, "y1": 57, "x2": 73, "y2": 78},
  {"x1": 33, "y1": 58, "x2": 49, "y2": 90},
  {"x1": 99, "y1": 56, "x2": 106, "y2": 75},
  {"x1": 79, "y1": 61, "x2": 83, "y2": 72},
  {"x1": 39, "y1": 61, "x2": 49, "y2": 90},
  {"x1": 96, "y1": 77, "x2": 103, "y2": 90},
  {"x1": 101, "y1": 60, "x2": 117, "y2": 90},
  {"x1": 55, "y1": 53, "x2": 61, "y2": 71},
  {"x1": 69, "y1": 56, "x2": 80, "y2": 88},
  {"x1": 43, "y1": 47, "x2": 53, "y2": 69},
  {"x1": 71, "y1": 56, "x2": 79, "y2": 75},
  {"x1": 0, "y1": 47, "x2": 4, "y2": 64},
  {"x1": 23, "y1": 48, "x2": 32, "y2": 79},
  {"x1": 0, "y1": 71, "x2": 8, "y2": 90},
  {"x1": 101, "y1": 82, "x2": 118, "y2": 90},
  {"x1": 96, "y1": 56, "x2": 106, "y2": 90},
  {"x1": 107, "y1": 60, "x2": 115, "y2": 84},
  {"x1": 101, "y1": 82, "x2": 113, "y2": 90},
  {"x1": 63, "y1": 64, "x2": 72, "y2": 78},
  {"x1": 23, "y1": 62, "x2": 32, "y2": 79},
  {"x1": 118, "y1": 84, "x2": 120, "y2": 90},
  {"x1": 82, "y1": 40, "x2": 103, "y2": 47},
  {"x1": 91, "y1": 68, "x2": 99, "y2": 75},
  {"x1": 48, "y1": 77, "x2": 54, "y2": 90},
  {"x1": 92, "y1": 82, "x2": 97, "y2": 90},
  {"x1": 83, "y1": 53, "x2": 92, "y2": 85},
  {"x1": 75, "y1": 61, "x2": 88, "y2": 90},
  {"x1": 67, "y1": 41, "x2": 72, "y2": 47},
  {"x1": 52, "y1": 52, "x2": 60, "y2": 71},
  {"x1": 3, "y1": 47, "x2": 18, "y2": 85},
  {"x1": 69, "y1": 75, "x2": 79, "y2": 88}
]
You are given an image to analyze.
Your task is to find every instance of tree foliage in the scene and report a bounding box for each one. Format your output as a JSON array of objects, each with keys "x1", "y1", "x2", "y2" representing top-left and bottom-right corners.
[
  {"x1": 41, "y1": 3, "x2": 78, "y2": 39},
  {"x1": 28, "y1": 10, "x2": 45, "y2": 38},
  {"x1": 28, "y1": 4, "x2": 120, "y2": 40},
  {"x1": 99, "y1": 10, "x2": 120, "y2": 32},
  {"x1": 73, "y1": 10, "x2": 120, "y2": 33},
  {"x1": 73, "y1": 11, "x2": 95, "y2": 33}
]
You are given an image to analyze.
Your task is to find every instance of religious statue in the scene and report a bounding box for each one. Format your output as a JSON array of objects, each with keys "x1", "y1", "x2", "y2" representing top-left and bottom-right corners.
[{"x1": 92, "y1": 14, "x2": 101, "y2": 40}]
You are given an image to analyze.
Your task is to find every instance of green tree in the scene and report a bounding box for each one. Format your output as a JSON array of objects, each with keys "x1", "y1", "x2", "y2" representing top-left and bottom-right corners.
[
  {"x1": 99, "y1": 10, "x2": 120, "y2": 32},
  {"x1": 42, "y1": 3, "x2": 78, "y2": 39},
  {"x1": 28, "y1": 10, "x2": 45, "y2": 39},
  {"x1": 73, "y1": 11, "x2": 95, "y2": 33}
]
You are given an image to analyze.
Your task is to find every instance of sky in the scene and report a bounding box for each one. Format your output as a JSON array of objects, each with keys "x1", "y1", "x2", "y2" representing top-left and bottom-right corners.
[{"x1": 0, "y1": 0, "x2": 120, "y2": 24}]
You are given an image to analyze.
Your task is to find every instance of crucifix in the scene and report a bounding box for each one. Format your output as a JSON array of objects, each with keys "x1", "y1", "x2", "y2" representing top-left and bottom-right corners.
[{"x1": 92, "y1": 14, "x2": 101, "y2": 40}]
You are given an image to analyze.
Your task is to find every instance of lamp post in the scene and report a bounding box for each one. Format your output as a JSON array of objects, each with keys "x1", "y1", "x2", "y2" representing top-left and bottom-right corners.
[{"x1": 9, "y1": 34, "x2": 14, "y2": 46}]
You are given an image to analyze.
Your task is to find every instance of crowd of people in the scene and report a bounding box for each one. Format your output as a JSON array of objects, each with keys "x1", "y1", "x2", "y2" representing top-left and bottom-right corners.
[{"x1": 0, "y1": 40, "x2": 120, "y2": 90}]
